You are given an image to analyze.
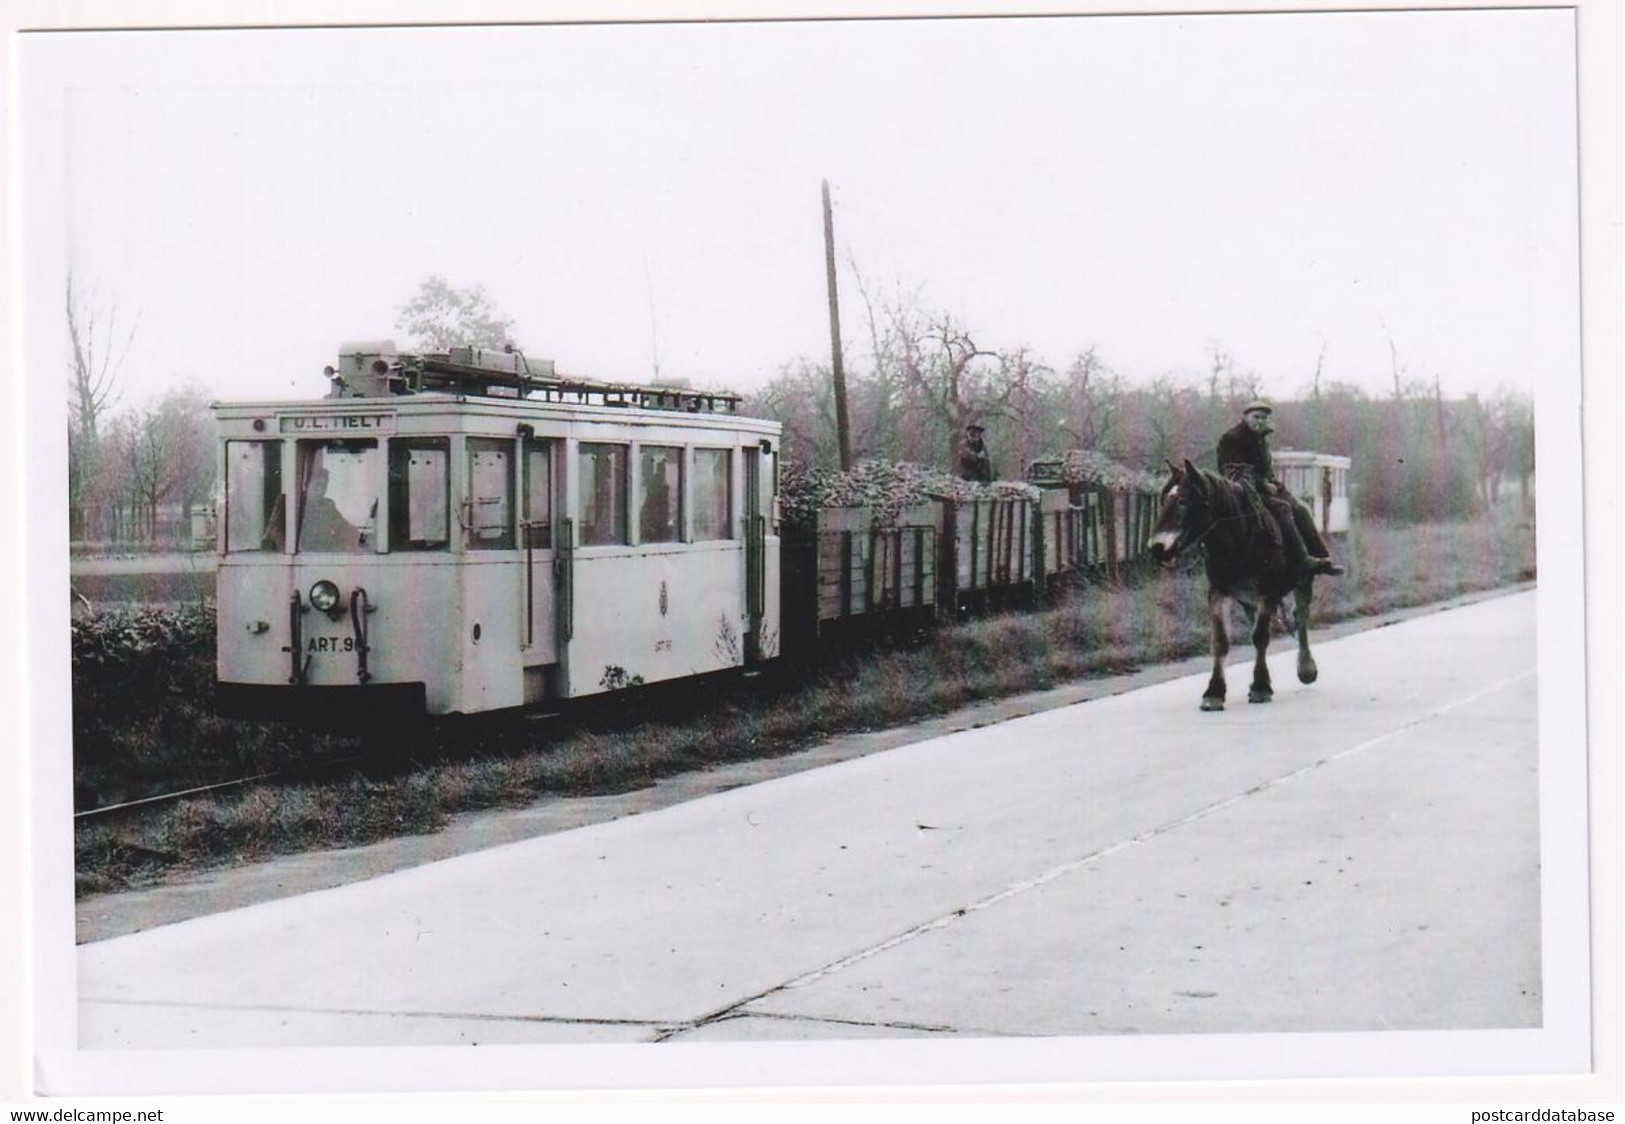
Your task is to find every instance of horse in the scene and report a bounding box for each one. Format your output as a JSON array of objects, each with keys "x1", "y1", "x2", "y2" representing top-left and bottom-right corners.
[{"x1": 1145, "y1": 459, "x2": 1319, "y2": 711}]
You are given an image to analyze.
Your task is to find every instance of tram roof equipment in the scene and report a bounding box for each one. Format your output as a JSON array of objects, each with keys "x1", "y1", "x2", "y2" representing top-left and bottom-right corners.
[{"x1": 323, "y1": 340, "x2": 743, "y2": 415}]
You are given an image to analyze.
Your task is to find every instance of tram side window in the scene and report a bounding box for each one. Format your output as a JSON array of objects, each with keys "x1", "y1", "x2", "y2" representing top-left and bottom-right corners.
[
  {"x1": 578, "y1": 443, "x2": 629, "y2": 546},
  {"x1": 297, "y1": 441, "x2": 379, "y2": 553},
  {"x1": 639, "y1": 445, "x2": 683, "y2": 544},
  {"x1": 770, "y1": 451, "x2": 781, "y2": 534},
  {"x1": 693, "y1": 448, "x2": 732, "y2": 541},
  {"x1": 467, "y1": 438, "x2": 516, "y2": 550},
  {"x1": 225, "y1": 441, "x2": 284, "y2": 552},
  {"x1": 389, "y1": 439, "x2": 450, "y2": 551},
  {"x1": 523, "y1": 440, "x2": 553, "y2": 549}
]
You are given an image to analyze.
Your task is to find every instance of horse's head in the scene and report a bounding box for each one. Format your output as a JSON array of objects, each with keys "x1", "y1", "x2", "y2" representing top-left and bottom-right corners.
[{"x1": 1147, "y1": 458, "x2": 1214, "y2": 566}]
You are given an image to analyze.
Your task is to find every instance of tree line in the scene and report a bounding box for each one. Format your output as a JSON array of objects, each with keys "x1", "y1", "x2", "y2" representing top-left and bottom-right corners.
[
  {"x1": 65, "y1": 273, "x2": 1535, "y2": 546},
  {"x1": 67, "y1": 273, "x2": 214, "y2": 545},
  {"x1": 743, "y1": 285, "x2": 1536, "y2": 524}
]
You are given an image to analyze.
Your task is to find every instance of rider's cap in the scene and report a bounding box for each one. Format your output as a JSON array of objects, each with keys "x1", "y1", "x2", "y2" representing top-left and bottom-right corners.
[
  {"x1": 1242, "y1": 400, "x2": 1273, "y2": 416},
  {"x1": 966, "y1": 422, "x2": 986, "y2": 432}
]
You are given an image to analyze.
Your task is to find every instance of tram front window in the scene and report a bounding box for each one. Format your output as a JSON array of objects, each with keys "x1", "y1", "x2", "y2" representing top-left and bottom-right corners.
[
  {"x1": 297, "y1": 441, "x2": 379, "y2": 552},
  {"x1": 467, "y1": 438, "x2": 516, "y2": 550},
  {"x1": 390, "y1": 438, "x2": 450, "y2": 551},
  {"x1": 225, "y1": 441, "x2": 284, "y2": 552}
]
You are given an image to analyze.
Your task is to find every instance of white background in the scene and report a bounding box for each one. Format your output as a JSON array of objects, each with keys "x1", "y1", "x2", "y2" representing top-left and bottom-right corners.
[{"x1": 1, "y1": 0, "x2": 1618, "y2": 1114}]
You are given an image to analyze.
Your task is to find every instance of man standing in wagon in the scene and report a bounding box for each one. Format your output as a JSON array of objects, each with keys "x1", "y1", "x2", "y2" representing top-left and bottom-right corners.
[{"x1": 958, "y1": 422, "x2": 994, "y2": 483}]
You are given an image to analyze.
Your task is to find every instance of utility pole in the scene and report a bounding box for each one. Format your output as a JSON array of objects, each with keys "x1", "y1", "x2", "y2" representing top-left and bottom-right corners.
[{"x1": 822, "y1": 179, "x2": 853, "y2": 471}]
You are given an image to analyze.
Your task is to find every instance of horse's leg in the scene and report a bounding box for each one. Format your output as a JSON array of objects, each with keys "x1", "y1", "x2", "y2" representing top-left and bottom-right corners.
[
  {"x1": 1202, "y1": 589, "x2": 1229, "y2": 711},
  {"x1": 1249, "y1": 595, "x2": 1274, "y2": 703},
  {"x1": 1295, "y1": 579, "x2": 1318, "y2": 684}
]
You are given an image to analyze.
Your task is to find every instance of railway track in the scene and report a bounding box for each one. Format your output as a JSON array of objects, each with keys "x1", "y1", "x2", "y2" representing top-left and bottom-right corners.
[
  {"x1": 70, "y1": 674, "x2": 752, "y2": 826},
  {"x1": 74, "y1": 755, "x2": 367, "y2": 822}
]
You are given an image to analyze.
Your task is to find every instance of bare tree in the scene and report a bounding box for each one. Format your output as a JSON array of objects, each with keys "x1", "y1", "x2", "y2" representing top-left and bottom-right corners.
[
  {"x1": 993, "y1": 346, "x2": 1054, "y2": 474},
  {"x1": 143, "y1": 385, "x2": 217, "y2": 539},
  {"x1": 1460, "y1": 391, "x2": 1504, "y2": 508},
  {"x1": 1057, "y1": 347, "x2": 1120, "y2": 452},
  {"x1": 66, "y1": 270, "x2": 137, "y2": 540},
  {"x1": 67, "y1": 423, "x2": 91, "y2": 541},
  {"x1": 132, "y1": 407, "x2": 167, "y2": 540},
  {"x1": 1131, "y1": 374, "x2": 1206, "y2": 468},
  {"x1": 1474, "y1": 386, "x2": 1536, "y2": 512},
  {"x1": 892, "y1": 309, "x2": 999, "y2": 470},
  {"x1": 98, "y1": 413, "x2": 142, "y2": 542},
  {"x1": 66, "y1": 270, "x2": 134, "y2": 439},
  {"x1": 745, "y1": 359, "x2": 842, "y2": 466},
  {"x1": 1228, "y1": 368, "x2": 1266, "y2": 412},
  {"x1": 1507, "y1": 391, "x2": 1536, "y2": 512},
  {"x1": 396, "y1": 276, "x2": 516, "y2": 351},
  {"x1": 1380, "y1": 317, "x2": 1409, "y2": 401},
  {"x1": 1205, "y1": 343, "x2": 1232, "y2": 403},
  {"x1": 847, "y1": 263, "x2": 919, "y2": 462}
]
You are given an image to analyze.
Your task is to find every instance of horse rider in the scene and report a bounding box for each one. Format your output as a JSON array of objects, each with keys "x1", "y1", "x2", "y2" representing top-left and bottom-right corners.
[
  {"x1": 958, "y1": 422, "x2": 994, "y2": 483},
  {"x1": 1217, "y1": 401, "x2": 1345, "y2": 576}
]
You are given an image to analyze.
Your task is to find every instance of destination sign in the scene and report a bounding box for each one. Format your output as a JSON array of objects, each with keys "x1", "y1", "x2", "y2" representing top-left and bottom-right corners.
[{"x1": 280, "y1": 414, "x2": 396, "y2": 433}]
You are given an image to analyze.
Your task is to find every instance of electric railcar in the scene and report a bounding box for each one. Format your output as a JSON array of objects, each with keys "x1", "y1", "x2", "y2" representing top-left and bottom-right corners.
[
  {"x1": 214, "y1": 342, "x2": 780, "y2": 726},
  {"x1": 1273, "y1": 451, "x2": 1351, "y2": 535}
]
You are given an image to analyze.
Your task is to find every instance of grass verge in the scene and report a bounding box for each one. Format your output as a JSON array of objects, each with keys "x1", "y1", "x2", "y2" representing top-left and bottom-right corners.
[{"x1": 74, "y1": 510, "x2": 1536, "y2": 896}]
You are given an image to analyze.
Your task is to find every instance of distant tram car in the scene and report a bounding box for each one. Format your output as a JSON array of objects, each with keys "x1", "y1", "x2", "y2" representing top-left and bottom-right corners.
[
  {"x1": 214, "y1": 342, "x2": 780, "y2": 726},
  {"x1": 1273, "y1": 451, "x2": 1351, "y2": 535}
]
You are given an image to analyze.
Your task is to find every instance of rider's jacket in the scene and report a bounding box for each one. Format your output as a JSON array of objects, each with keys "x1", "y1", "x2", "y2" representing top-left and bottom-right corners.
[{"x1": 1217, "y1": 421, "x2": 1274, "y2": 486}]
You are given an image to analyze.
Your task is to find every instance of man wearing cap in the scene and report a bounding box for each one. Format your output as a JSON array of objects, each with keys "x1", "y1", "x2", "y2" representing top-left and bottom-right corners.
[
  {"x1": 1218, "y1": 401, "x2": 1344, "y2": 576},
  {"x1": 958, "y1": 422, "x2": 994, "y2": 484}
]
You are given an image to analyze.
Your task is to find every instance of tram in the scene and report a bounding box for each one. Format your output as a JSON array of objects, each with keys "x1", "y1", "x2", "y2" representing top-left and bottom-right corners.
[
  {"x1": 214, "y1": 342, "x2": 780, "y2": 726},
  {"x1": 1274, "y1": 450, "x2": 1352, "y2": 535}
]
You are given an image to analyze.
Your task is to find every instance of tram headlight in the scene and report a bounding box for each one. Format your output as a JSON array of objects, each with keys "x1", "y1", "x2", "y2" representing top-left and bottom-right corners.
[{"x1": 309, "y1": 580, "x2": 341, "y2": 613}]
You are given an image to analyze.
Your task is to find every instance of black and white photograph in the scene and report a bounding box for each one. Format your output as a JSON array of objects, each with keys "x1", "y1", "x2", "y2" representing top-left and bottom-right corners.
[{"x1": 5, "y1": 0, "x2": 1617, "y2": 1108}]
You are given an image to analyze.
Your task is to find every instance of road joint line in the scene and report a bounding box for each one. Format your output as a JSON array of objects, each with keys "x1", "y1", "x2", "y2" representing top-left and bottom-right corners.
[
  {"x1": 656, "y1": 1009, "x2": 964, "y2": 1042},
  {"x1": 717, "y1": 665, "x2": 1540, "y2": 1012},
  {"x1": 81, "y1": 995, "x2": 668, "y2": 1030}
]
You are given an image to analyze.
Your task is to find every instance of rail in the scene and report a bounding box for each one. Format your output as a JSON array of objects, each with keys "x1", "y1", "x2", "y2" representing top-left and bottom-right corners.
[
  {"x1": 72, "y1": 753, "x2": 369, "y2": 821},
  {"x1": 75, "y1": 772, "x2": 285, "y2": 820}
]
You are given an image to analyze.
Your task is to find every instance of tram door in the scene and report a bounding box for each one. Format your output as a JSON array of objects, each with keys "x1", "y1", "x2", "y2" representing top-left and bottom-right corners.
[
  {"x1": 743, "y1": 444, "x2": 766, "y2": 666},
  {"x1": 520, "y1": 436, "x2": 558, "y2": 690}
]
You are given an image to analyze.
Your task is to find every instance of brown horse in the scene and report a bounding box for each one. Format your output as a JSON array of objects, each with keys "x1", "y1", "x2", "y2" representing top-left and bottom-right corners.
[{"x1": 1146, "y1": 459, "x2": 1319, "y2": 711}]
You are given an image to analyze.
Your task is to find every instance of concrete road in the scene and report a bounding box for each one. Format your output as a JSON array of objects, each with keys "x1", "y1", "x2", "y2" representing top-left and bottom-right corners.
[{"x1": 78, "y1": 590, "x2": 1541, "y2": 1049}]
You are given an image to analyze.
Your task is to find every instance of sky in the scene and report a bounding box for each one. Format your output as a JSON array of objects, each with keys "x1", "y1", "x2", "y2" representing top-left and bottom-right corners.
[{"x1": 21, "y1": 8, "x2": 1580, "y2": 413}]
